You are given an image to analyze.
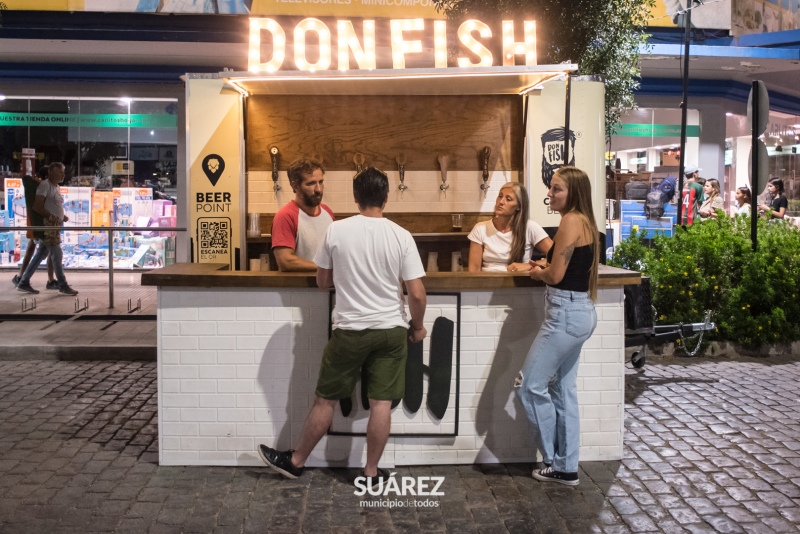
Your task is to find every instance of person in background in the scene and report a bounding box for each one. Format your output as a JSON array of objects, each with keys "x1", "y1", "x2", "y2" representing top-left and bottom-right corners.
[
  {"x1": 698, "y1": 179, "x2": 725, "y2": 221},
  {"x1": 734, "y1": 186, "x2": 752, "y2": 216},
  {"x1": 517, "y1": 166, "x2": 599, "y2": 486},
  {"x1": 467, "y1": 183, "x2": 552, "y2": 272},
  {"x1": 12, "y1": 165, "x2": 54, "y2": 289},
  {"x1": 758, "y1": 178, "x2": 788, "y2": 219},
  {"x1": 680, "y1": 165, "x2": 704, "y2": 225},
  {"x1": 271, "y1": 158, "x2": 334, "y2": 271},
  {"x1": 258, "y1": 167, "x2": 427, "y2": 488},
  {"x1": 15, "y1": 162, "x2": 78, "y2": 296}
]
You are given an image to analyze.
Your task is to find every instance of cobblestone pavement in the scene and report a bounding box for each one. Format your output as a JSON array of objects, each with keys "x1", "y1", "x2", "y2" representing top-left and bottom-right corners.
[{"x1": 1, "y1": 356, "x2": 799, "y2": 533}]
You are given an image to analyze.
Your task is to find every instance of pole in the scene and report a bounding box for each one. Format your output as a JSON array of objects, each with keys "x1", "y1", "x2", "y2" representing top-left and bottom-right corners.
[
  {"x1": 108, "y1": 227, "x2": 115, "y2": 309},
  {"x1": 750, "y1": 81, "x2": 759, "y2": 252},
  {"x1": 676, "y1": 3, "x2": 693, "y2": 227},
  {"x1": 563, "y1": 73, "x2": 572, "y2": 168}
]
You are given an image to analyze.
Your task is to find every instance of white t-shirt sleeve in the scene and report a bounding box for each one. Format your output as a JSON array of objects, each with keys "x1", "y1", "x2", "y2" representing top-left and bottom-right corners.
[
  {"x1": 313, "y1": 225, "x2": 333, "y2": 269},
  {"x1": 400, "y1": 232, "x2": 426, "y2": 281},
  {"x1": 467, "y1": 221, "x2": 486, "y2": 245},
  {"x1": 526, "y1": 220, "x2": 549, "y2": 247}
]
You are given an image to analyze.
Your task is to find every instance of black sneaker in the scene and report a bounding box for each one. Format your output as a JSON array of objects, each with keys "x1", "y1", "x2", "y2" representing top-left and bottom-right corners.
[
  {"x1": 257, "y1": 444, "x2": 303, "y2": 479},
  {"x1": 359, "y1": 468, "x2": 394, "y2": 491},
  {"x1": 58, "y1": 285, "x2": 78, "y2": 296},
  {"x1": 46, "y1": 280, "x2": 58, "y2": 290},
  {"x1": 16, "y1": 282, "x2": 39, "y2": 294},
  {"x1": 533, "y1": 466, "x2": 579, "y2": 486},
  {"x1": 11, "y1": 275, "x2": 20, "y2": 287}
]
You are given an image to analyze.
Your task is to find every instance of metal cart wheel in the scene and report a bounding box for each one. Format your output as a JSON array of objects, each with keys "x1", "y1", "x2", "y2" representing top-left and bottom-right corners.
[{"x1": 631, "y1": 350, "x2": 646, "y2": 369}]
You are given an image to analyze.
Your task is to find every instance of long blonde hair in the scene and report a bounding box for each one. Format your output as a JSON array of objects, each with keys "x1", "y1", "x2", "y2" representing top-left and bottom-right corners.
[
  {"x1": 499, "y1": 183, "x2": 530, "y2": 264},
  {"x1": 553, "y1": 166, "x2": 599, "y2": 301},
  {"x1": 705, "y1": 178, "x2": 721, "y2": 199}
]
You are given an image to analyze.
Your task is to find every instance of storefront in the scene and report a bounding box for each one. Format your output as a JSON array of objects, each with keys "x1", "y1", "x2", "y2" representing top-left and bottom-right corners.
[{"x1": 0, "y1": 90, "x2": 186, "y2": 269}]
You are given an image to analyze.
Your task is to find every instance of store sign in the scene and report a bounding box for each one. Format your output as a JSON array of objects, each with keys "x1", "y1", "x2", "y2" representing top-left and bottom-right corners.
[
  {"x1": 616, "y1": 124, "x2": 700, "y2": 137},
  {"x1": 0, "y1": 112, "x2": 177, "y2": 129},
  {"x1": 248, "y1": 18, "x2": 537, "y2": 72}
]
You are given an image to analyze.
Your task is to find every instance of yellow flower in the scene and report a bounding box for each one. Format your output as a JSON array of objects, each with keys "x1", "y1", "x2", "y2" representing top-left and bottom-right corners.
[
  {"x1": 694, "y1": 283, "x2": 698, "y2": 287},
  {"x1": 660, "y1": 285, "x2": 664, "y2": 289},
  {"x1": 758, "y1": 326, "x2": 763, "y2": 330},
  {"x1": 659, "y1": 315, "x2": 665, "y2": 321},
  {"x1": 686, "y1": 256, "x2": 692, "y2": 259},
  {"x1": 714, "y1": 285, "x2": 718, "y2": 290},
  {"x1": 681, "y1": 291, "x2": 685, "y2": 295},
  {"x1": 668, "y1": 269, "x2": 672, "y2": 273},
  {"x1": 669, "y1": 285, "x2": 672, "y2": 289},
  {"x1": 684, "y1": 272, "x2": 688, "y2": 276},
  {"x1": 711, "y1": 275, "x2": 716, "y2": 279},
  {"x1": 742, "y1": 307, "x2": 746, "y2": 310}
]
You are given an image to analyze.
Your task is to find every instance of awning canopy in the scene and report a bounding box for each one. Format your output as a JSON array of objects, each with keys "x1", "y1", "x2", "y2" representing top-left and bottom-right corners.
[{"x1": 217, "y1": 65, "x2": 578, "y2": 96}]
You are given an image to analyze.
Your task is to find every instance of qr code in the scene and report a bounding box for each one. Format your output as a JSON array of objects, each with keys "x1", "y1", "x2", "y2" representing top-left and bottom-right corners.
[{"x1": 199, "y1": 220, "x2": 229, "y2": 251}]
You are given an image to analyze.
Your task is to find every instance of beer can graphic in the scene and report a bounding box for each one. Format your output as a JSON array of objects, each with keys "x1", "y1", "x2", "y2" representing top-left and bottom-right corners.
[{"x1": 540, "y1": 127, "x2": 576, "y2": 188}]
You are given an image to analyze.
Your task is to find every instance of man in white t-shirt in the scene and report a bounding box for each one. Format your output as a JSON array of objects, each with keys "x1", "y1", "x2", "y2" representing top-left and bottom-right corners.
[
  {"x1": 16, "y1": 162, "x2": 78, "y2": 296},
  {"x1": 258, "y1": 167, "x2": 427, "y2": 489},
  {"x1": 271, "y1": 158, "x2": 334, "y2": 271}
]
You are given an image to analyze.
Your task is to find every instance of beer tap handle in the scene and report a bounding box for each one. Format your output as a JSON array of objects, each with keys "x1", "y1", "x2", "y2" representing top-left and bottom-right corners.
[
  {"x1": 269, "y1": 146, "x2": 281, "y2": 198},
  {"x1": 353, "y1": 153, "x2": 366, "y2": 173},
  {"x1": 481, "y1": 146, "x2": 491, "y2": 197},
  {"x1": 396, "y1": 153, "x2": 407, "y2": 198}
]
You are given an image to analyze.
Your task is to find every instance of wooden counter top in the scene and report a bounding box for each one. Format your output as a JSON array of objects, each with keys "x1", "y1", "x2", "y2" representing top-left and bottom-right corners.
[{"x1": 142, "y1": 263, "x2": 641, "y2": 290}]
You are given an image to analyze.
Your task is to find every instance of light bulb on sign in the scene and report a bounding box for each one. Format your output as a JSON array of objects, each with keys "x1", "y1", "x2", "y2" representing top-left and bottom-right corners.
[{"x1": 434, "y1": 20, "x2": 448, "y2": 68}]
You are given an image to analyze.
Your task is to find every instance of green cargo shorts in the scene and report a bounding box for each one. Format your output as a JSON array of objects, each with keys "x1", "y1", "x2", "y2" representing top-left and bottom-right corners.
[{"x1": 315, "y1": 326, "x2": 407, "y2": 401}]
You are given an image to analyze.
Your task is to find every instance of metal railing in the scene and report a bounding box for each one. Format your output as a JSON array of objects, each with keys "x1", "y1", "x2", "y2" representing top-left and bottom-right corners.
[{"x1": 3, "y1": 225, "x2": 186, "y2": 309}]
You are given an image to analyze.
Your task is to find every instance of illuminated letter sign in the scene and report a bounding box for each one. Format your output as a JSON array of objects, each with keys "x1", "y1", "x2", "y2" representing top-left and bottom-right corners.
[
  {"x1": 390, "y1": 18, "x2": 424, "y2": 70},
  {"x1": 502, "y1": 20, "x2": 537, "y2": 66},
  {"x1": 338, "y1": 20, "x2": 377, "y2": 71},
  {"x1": 249, "y1": 18, "x2": 285, "y2": 73},
  {"x1": 457, "y1": 20, "x2": 493, "y2": 68},
  {"x1": 247, "y1": 18, "x2": 537, "y2": 72},
  {"x1": 294, "y1": 18, "x2": 331, "y2": 71}
]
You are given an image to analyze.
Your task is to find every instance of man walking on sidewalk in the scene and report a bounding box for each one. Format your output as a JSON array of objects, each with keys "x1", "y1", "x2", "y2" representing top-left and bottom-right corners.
[
  {"x1": 258, "y1": 167, "x2": 427, "y2": 486},
  {"x1": 16, "y1": 162, "x2": 78, "y2": 296}
]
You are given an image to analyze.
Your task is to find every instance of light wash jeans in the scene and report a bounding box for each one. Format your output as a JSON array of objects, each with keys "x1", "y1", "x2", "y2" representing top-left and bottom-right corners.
[
  {"x1": 20, "y1": 240, "x2": 68, "y2": 289},
  {"x1": 517, "y1": 287, "x2": 597, "y2": 473}
]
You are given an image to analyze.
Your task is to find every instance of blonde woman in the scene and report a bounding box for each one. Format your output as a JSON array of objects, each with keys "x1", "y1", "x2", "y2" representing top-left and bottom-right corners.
[
  {"x1": 698, "y1": 178, "x2": 724, "y2": 220},
  {"x1": 518, "y1": 166, "x2": 599, "y2": 486},
  {"x1": 467, "y1": 183, "x2": 552, "y2": 272}
]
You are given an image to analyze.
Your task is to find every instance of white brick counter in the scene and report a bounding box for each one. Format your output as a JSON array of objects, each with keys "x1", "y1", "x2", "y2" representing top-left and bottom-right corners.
[{"x1": 151, "y1": 268, "x2": 630, "y2": 467}]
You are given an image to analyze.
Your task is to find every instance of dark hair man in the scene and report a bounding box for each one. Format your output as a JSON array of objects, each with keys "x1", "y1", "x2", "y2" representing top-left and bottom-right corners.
[
  {"x1": 271, "y1": 157, "x2": 334, "y2": 271},
  {"x1": 12, "y1": 164, "x2": 55, "y2": 289},
  {"x1": 258, "y1": 167, "x2": 427, "y2": 488},
  {"x1": 681, "y1": 164, "x2": 704, "y2": 225}
]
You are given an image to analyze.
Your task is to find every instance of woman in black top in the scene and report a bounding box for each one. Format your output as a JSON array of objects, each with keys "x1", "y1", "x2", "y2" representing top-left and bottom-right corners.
[
  {"x1": 759, "y1": 178, "x2": 788, "y2": 219},
  {"x1": 516, "y1": 166, "x2": 599, "y2": 486}
]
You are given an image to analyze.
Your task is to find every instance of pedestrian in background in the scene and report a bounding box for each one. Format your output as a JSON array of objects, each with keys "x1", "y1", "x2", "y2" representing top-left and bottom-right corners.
[
  {"x1": 518, "y1": 166, "x2": 599, "y2": 486},
  {"x1": 12, "y1": 165, "x2": 55, "y2": 289},
  {"x1": 759, "y1": 178, "x2": 788, "y2": 220},
  {"x1": 16, "y1": 162, "x2": 78, "y2": 295},
  {"x1": 698, "y1": 179, "x2": 724, "y2": 221},
  {"x1": 734, "y1": 186, "x2": 751, "y2": 217}
]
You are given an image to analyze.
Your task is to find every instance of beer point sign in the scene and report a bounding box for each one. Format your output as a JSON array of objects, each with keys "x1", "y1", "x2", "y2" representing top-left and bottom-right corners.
[{"x1": 248, "y1": 18, "x2": 537, "y2": 72}]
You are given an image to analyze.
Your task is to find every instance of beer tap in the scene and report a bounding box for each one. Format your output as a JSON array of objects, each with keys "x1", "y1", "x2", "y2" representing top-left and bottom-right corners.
[
  {"x1": 353, "y1": 152, "x2": 365, "y2": 174},
  {"x1": 480, "y1": 146, "x2": 491, "y2": 197},
  {"x1": 396, "y1": 153, "x2": 408, "y2": 198},
  {"x1": 269, "y1": 146, "x2": 281, "y2": 198},
  {"x1": 437, "y1": 155, "x2": 449, "y2": 198}
]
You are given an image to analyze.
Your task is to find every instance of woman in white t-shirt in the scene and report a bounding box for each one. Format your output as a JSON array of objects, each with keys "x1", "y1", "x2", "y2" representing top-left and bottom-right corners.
[{"x1": 467, "y1": 183, "x2": 553, "y2": 272}]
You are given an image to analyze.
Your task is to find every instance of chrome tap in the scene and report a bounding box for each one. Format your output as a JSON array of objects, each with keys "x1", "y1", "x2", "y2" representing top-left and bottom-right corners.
[
  {"x1": 269, "y1": 146, "x2": 281, "y2": 198},
  {"x1": 480, "y1": 146, "x2": 491, "y2": 197},
  {"x1": 396, "y1": 153, "x2": 407, "y2": 198},
  {"x1": 438, "y1": 154, "x2": 449, "y2": 198}
]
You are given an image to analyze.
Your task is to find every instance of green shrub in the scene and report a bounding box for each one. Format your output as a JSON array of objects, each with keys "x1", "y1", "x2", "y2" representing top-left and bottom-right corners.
[{"x1": 609, "y1": 215, "x2": 800, "y2": 349}]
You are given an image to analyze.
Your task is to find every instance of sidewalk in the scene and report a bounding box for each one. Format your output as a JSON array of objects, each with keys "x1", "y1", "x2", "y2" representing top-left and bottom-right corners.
[
  {"x1": 0, "y1": 354, "x2": 798, "y2": 533},
  {"x1": 0, "y1": 270, "x2": 156, "y2": 360}
]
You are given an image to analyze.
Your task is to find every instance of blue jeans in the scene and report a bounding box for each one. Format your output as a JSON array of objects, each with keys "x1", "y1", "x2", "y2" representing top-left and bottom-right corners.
[
  {"x1": 517, "y1": 287, "x2": 597, "y2": 473},
  {"x1": 20, "y1": 240, "x2": 67, "y2": 289}
]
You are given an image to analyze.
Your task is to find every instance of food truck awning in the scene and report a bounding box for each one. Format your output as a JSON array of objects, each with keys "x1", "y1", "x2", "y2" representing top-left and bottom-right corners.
[{"x1": 218, "y1": 65, "x2": 578, "y2": 96}]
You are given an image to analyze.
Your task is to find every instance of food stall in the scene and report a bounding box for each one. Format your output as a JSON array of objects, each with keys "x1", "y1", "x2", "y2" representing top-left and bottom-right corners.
[{"x1": 143, "y1": 17, "x2": 638, "y2": 466}]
